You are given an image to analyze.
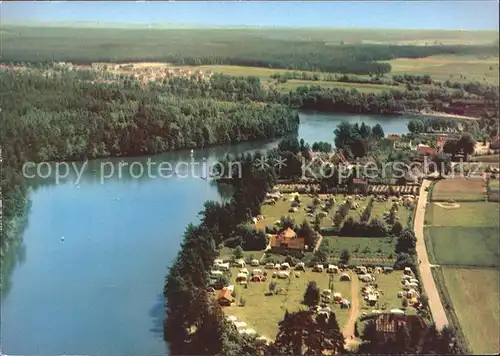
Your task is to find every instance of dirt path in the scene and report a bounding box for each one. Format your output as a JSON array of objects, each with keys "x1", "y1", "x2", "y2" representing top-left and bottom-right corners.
[
  {"x1": 342, "y1": 274, "x2": 360, "y2": 349},
  {"x1": 415, "y1": 180, "x2": 449, "y2": 330},
  {"x1": 313, "y1": 233, "x2": 323, "y2": 253}
]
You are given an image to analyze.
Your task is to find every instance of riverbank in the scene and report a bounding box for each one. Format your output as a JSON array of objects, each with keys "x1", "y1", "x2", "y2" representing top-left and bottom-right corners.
[{"x1": 407, "y1": 110, "x2": 480, "y2": 121}]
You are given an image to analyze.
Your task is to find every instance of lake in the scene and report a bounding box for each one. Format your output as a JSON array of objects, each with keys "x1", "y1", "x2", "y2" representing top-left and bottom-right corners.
[{"x1": 0, "y1": 112, "x2": 410, "y2": 356}]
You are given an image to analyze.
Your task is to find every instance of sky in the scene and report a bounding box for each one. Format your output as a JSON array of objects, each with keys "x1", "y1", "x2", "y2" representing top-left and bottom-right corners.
[{"x1": 1, "y1": 1, "x2": 499, "y2": 30}]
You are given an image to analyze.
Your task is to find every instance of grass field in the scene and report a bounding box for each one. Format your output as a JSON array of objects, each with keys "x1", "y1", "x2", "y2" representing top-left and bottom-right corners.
[
  {"x1": 431, "y1": 178, "x2": 485, "y2": 202},
  {"x1": 425, "y1": 226, "x2": 499, "y2": 267},
  {"x1": 222, "y1": 268, "x2": 352, "y2": 339},
  {"x1": 488, "y1": 178, "x2": 500, "y2": 202},
  {"x1": 441, "y1": 267, "x2": 500, "y2": 354},
  {"x1": 387, "y1": 55, "x2": 500, "y2": 84},
  {"x1": 256, "y1": 193, "x2": 412, "y2": 231},
  {"x1": 489, "y1": 178, "x2": 500, "y2": 190},
  {"x1": 426, "y1": 197, "x2": 500, "y2": 353},
  {"x1": 322, "y1": 236, "x2": 395, "y2": 260},
  {"x1": 471, "y1": 154, "x2": 500, "y2": 163},
  {"x1": 425, "y1": 202, "x2": 499, "y2": 266},
  {"x1": 425, "y1": 202, "x2": 499, "y2": 227},
  {"x1": 277, "y1": 80, "x2": 394, "y2": 93}
]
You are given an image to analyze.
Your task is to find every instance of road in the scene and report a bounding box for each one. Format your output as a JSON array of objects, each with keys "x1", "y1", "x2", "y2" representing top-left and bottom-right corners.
[
  {"x1": 414, "y1": 179, "x2": 449, "y2": 330},
  {"x1": 342, "y1": 274, "x2": 360, "y2": 350}
]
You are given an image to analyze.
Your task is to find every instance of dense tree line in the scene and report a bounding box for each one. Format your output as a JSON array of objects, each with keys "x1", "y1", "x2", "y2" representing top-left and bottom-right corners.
[
  {"x1": 0, "y1": 69, "x2": 299, "y2": 258},
  {"x1": 334, "y1": 121, "x2": 384, "y2": 159},
  {"x1": 359, "y1": 319, "x2": 460, "y2": 354},
  {"x1": 407, "y1": 117, "x2": 480, "y2": 136},
  {"x1": 3, "y1": 25, "x2": 498, "y2": 75}
]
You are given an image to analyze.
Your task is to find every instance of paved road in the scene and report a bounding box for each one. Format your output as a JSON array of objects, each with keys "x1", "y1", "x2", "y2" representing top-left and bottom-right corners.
[{"x1": 415, "y1": 180, "x2": 449, "y2": 330}]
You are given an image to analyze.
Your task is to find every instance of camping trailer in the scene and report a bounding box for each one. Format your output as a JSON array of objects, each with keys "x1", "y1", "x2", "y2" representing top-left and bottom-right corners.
[
  {"x1": 340, "y1": 273, "x2": 351, "y2": 281},
  {"x1": 327, "y1": 265, "x2": 339, "y2": 273},
  {"x1": 314, "y1": 264, "x2": 324, "y2": 272}
]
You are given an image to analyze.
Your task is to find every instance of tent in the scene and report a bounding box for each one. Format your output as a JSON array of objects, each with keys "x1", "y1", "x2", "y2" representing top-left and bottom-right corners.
[
  {"x1": 251, "y1": 275, "x2": 264, "y2": 282},
  {"x1": 294, "y1": 262, "x2": 306, "y2": 271},
  {"x1": 236, "y1": 273, "x2": 248, "y2": 282},
  {"x1": 340, "y1": 273, "x2": 351, "y2": 281},
  {"x1": 218, "y1": 262, "x2": 230, "y2": 270},
  {"x1": 250, "y1": 259, "x2": 260, "y2": 267},
  {"x1": 234, "y1": 259, "x2": 246, "y2": 268},
  {"x1": 340, "y1": 299, "x2": 351, "y2": 308},
  {"x1": 281, "y1": 262, "x2": 291, "y2": 270},
  {"x1": 327, "y1": 265, "x2": 339, "y2": 273},
  {"x1": 390, "y1": 308, "x2": 405, "y2": 315},
  {"x1": 314, "y1": 264, "x2": 324, "y2": 272},
  {"x1": 278, "y1": 271, "x2": 290, "y2": 279},
  {"x1": 252, "y1": 269, "x2": 263, "y2": 275},
  {"x1": 359, "y1": 274, "x2": 374, "y2": 282},
  {"x1": 240, "y1": 268, "x2": 249, "y2": 275},
  {"x1": 234, "y1": 321, "x2": 247, "y2": 329},
  {"x1": 217, "y1": 289, "x2": 235, "y2": 306}
]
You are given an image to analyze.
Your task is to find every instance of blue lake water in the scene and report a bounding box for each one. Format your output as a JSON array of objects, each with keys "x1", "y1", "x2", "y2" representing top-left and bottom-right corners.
[{"x1": 0, "y1": 112, "x2": 410, "y2": 355}]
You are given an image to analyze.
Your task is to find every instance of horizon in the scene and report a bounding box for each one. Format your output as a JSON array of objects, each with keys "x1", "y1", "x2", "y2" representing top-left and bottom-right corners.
[{"x1": 1, "y1": 1, "x2": 499, "y2": 31}]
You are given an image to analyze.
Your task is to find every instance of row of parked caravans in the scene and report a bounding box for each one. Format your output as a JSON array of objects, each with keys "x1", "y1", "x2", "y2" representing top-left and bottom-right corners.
[
  {"x1": 212, "y1": 258, "x2": 396, "y2": 276},
  {"x1": 368, "y1": 185, "x2": 420, "y2": 194}
]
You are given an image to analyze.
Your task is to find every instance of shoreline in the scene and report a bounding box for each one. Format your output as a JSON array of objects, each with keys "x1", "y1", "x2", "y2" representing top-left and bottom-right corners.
[{"x1": 406, "y1": 110, "x2": 480, "y2": 121}]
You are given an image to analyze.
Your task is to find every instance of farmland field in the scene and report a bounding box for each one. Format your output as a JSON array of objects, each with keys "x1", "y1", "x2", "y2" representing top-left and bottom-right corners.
[
  {"x1": 488, "y1": 178, "x2": 500, "y2": 202},
  {"x1": 425, "y1": 202, "x2": 499, "y2": 266},
  {"x1": 222, "y1": 269, "x2": 352, "y2": 339},
  {"x1": 426, "y1": 202, "x2": 499, "y2": 227},
  {"x1": 431, "y1": 178, "x2": 485, "y2": 202},
  {"x1": 441, "y1": 267, "x2": 500, "y2": 354},
  {"x1": 387, "y1": 55, "x2": 500, "y2": 84},
  {"x1": 425, "y1": 226, "x2": 499, "y2": 267},
  {"x1": 489, "y1": 178, "x2": 500, "y2": 190}
]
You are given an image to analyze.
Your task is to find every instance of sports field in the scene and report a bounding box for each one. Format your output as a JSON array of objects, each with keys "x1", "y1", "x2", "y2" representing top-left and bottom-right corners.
[{"x1": 440, "y1": 267, "x2": 500, "y2": 354}]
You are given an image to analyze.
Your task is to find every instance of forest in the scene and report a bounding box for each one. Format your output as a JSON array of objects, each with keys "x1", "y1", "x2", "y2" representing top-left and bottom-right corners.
[
  {"x1": 2, "y1": 25, "x2": 499, "y2": 75},
  {"x1": 0, "y1": 69, "x2": 299, "y2": 256}
]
